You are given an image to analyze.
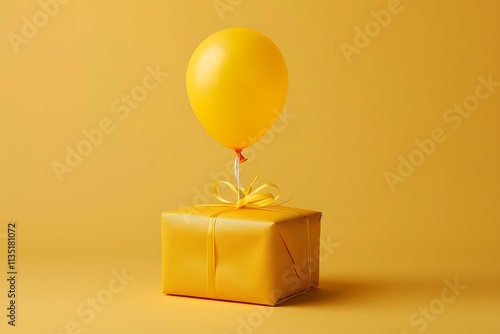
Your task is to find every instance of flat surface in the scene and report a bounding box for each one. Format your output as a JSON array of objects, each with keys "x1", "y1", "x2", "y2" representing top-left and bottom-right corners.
[
  {"x1": 1, "y1": 0, "x2": 500, "y2": 333},
  {"x1": 19, "y1": 260, "x2": 500, "y2": 334}
]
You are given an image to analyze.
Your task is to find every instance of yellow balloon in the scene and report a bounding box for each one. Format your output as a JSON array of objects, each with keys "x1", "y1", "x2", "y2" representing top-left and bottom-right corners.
[{"x1": 186, "y1": 27, "x2": 288, "y2": 160}]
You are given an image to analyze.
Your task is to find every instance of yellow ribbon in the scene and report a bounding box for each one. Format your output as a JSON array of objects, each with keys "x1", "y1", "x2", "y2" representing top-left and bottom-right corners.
[
  {"x1": 204, "y1": 163, "x2": 291, "y2": 300},
  {"x1": 212, "y1": 175, "x2": 281, "y2": 209}
]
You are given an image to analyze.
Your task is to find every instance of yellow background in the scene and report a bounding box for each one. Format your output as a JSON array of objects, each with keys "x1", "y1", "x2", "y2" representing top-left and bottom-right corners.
[{"x1": 1, "y1": 0, "x2": 499, "y2": 333}]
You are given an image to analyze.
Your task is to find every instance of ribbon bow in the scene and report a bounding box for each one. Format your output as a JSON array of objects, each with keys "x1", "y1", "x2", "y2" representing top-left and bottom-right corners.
[{"x1": 212, "y1": 175, "x2": 281, "y2": 209}]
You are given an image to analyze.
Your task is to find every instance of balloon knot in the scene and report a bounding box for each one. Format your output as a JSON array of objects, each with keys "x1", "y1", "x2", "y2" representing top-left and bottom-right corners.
[{"x1": 235, "y1": 149, "x2": 247, "y2": 163}]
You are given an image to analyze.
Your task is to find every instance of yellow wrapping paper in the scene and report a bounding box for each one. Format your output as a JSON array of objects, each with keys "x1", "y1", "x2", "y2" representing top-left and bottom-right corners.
[{"x1": 161, "y1": 205, "x2": 322, "y2": 305}]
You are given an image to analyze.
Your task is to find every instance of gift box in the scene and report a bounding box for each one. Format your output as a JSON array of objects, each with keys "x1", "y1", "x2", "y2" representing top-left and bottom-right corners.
[{"x1": 161, "y1": 205, "x2": 322, "y2": 305}]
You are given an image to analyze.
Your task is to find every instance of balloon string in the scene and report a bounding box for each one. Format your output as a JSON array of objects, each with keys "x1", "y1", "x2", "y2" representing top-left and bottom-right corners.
[{"x1": 233, "y1": 157, "x2": 242, "y2": 202}]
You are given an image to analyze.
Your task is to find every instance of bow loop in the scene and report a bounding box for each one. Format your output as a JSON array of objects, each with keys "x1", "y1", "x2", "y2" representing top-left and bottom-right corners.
[{"x1": 212, "y1": 175, "x2": 280, "y2": 208}]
